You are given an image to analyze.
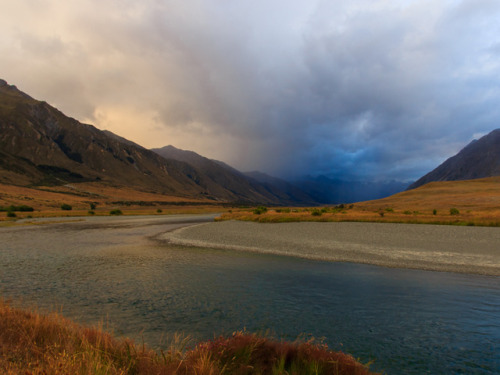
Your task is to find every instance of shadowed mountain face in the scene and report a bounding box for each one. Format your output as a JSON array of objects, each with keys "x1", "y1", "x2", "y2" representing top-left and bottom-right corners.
[
  {"x1": 291, "y1": 176, "x2": 409, "y2": 204},
  {"x1": 0, "y1": 79, "x2": 314, "y2": 204},
  {"x1": 152, "y1": 146, "x2": 319, "y2": 205},
  {"x1": 408, "y1": 129, "x2": 500, "y2": 190},
  {"x1": 0, "y1": 79, "x2": 213, "y2": 199}
]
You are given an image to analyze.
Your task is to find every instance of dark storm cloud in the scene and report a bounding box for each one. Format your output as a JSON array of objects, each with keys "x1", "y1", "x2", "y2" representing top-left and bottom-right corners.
[{"x1": 1, "y1": 0, "x2": 500, "y2": 181}]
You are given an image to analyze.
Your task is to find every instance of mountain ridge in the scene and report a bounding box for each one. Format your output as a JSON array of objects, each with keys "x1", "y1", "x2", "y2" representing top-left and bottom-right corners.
[
  {"x1": 408, "y1": 129, "x2": 500, "y2": 190},
  {"x1": 152, "y1": 145, "x2": 319, "y2": 205},
  {"x1": 0, "y1": 79, "x2": 311, "y2": 204}
]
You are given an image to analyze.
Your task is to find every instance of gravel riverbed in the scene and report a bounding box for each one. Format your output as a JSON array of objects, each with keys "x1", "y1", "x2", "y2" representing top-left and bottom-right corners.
[{"x1": 162, "y1": 221, "x2": 500, "y2": 275}]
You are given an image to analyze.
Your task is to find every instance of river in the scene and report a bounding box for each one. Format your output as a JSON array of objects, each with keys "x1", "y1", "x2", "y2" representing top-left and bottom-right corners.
[{"x1": 0, "y1": 215, "x2": 499, "y2": 374}]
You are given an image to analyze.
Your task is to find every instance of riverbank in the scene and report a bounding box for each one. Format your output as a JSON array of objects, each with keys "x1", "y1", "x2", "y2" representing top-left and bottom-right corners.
[
  {"x1": 0, "y1": 300, "x2": 375, "y2": 375},
  {"x1": 163, "y1": 221, "x2": 500, "y2": 276}
]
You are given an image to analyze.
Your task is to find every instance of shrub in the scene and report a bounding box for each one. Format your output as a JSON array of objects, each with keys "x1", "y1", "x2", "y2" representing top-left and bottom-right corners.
[
  {"x1": 88, "y1": 210, "x2": 95, "y2": 215},
  {"x1": 89, "y1": 202, "x2": 97, "y2": 210},
  {"x1": 253, "y1": 206, "x2": 268, "y2": 215},
  {"x1": 379, "y1": 212, "x2": 384, "y2": 217},
  {"x1": 433, "y1": 209, "x2": 437, "y2": 215},
  {"x1": 450, "y1": 208, "x2": 460, "y2": 216},
  {"x1": 110, "y1": 209, "x2": 123, "y2": 215},
  {"x1": 7, "y1": 211, "x2": 16, "y2": 218},
  {"x1": 156, "y1": 209, "x2": 162, "y2": 213},
  {"x1": 0, "y1": 205, "x2": 34, "y2": 212},
  {"x1": 385, "y1": 207, "x2": 394, "y2": 212},
  {"x1": 61, "y1": 204, "x2": 72, "y2": 211},
  {"x1": 311, "y1": 208, "x2": 322, "y2": 216}
]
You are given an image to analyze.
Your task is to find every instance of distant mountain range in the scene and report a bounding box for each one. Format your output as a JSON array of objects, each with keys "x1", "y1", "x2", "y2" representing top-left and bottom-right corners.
[
  {"x1": 0, "y1": 79, "x2": 316, "y2": 205},
  {"x1": 152, "y1": 145, "x2": 318, "y2": 205},
  {"x1": 7, "y1": 78, "x2": 494, "y2": 206},
  {"x1": 291, "y1": 176, "x2": 409, "y2": 204},
  {"x1": 408, "y1": 129, "x2": 500, "y2": 190}
]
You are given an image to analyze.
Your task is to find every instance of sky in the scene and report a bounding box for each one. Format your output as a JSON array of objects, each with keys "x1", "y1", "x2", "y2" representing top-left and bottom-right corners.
[{"x1": 1, "y1": 0, "x2": 500, "y2": 181}]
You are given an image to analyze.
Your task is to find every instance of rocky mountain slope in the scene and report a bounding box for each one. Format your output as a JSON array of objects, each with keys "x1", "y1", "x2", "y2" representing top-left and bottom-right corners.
[
  {"x1": 152, "y1": 146, "x2": 318, "y2": 205},
  {"x1": 408, "y1": 129, "x2": 500, "y2": 190},
  {"x1": 0, "y1": 79, "x2": 310, "y2": 204}
]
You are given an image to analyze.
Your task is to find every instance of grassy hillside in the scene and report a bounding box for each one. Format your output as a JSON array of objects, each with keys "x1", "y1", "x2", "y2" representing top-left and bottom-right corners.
[
  {"x1": 0, "y1": 182, "x2": 223, "y2": 222},
  {"x1": 0, "y1": 300, "x2": 376, "y2": 374},
  {"x1": 218, "y1": 177, "x2": 500, "y2": 226}
]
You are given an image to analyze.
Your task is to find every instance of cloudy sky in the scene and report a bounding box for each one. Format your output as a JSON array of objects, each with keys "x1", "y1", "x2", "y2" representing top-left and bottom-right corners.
[{"x1": 1, "y1": 0, "x2": 500, "y2": 181}]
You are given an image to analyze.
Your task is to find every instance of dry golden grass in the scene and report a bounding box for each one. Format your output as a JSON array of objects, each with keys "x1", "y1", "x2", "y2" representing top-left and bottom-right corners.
[
  {"x1": 0, "y1": 182, "x2": 224, "y2": 221},
  {"x1": 218, "y1": 177, "x2": 500, "y2": 226},
  {"x1": 0, "y1": 300, "x2": 377, "y2": 375}
]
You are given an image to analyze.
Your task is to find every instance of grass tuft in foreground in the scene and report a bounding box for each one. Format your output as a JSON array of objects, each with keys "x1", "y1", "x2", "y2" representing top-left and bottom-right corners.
[{"x1": 0, "y1": 300, "x2": 377, "y2": 374}]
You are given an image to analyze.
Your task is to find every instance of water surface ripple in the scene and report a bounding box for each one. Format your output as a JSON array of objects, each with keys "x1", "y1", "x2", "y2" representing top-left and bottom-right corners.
[{"x1": 0, "y1": 215, "x2": 499, "y2": 374}]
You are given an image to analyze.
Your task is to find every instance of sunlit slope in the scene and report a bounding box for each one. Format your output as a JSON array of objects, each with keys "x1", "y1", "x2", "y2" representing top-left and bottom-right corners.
[
  {"x1": 361, "y1": 176, "x2": 500, "y2": 213},
  {"x1": 218, "y1": 177, "x2": 500, "y2": 226}
]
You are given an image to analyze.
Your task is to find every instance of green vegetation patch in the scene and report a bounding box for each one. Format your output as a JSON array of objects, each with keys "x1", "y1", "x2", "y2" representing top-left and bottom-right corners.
[
  {"x1": 0, "y1": 205, "x2": 34, "y2": 212},
  {"x1": 253, "y1": 206, "x2": 268, "y2": 215}
]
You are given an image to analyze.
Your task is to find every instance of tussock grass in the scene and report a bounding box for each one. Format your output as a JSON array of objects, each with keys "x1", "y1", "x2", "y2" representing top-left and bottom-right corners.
[
  {"x1": 0, "y1": 182, "x2": 221, "y2": 219},
  {"x1": 218, "y1": 177, "x2": 500, "y2": 227},
  {"x1": 0, "y1": 300, "x2": 377, "y2": 374}
]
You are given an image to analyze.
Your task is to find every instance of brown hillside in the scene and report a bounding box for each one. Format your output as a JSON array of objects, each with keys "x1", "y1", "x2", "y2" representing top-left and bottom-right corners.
[{"x1": 219, "y1": 177, "x2": 500, "y2": 226}]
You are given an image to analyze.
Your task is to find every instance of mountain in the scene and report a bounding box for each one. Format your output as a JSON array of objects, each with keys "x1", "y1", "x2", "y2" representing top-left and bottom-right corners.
[
  {"x1": 292, "y1": 176, "x2": 409, "y2": 204},
  {"x1": 243, "y1": 171, "x2": 319, "y2": 205},
  {"x1": 152, "y1": 145, "x2": 318, "y2": 205},
  {"x1": 408, "y1": 129, "x2": 500, "y2": 190},
  {"x1": 0, "y1": 79, "x2": 314, "y2": 205},
  {"x1": 0, "y1": 79, "x2": 217, "y2": 199}
]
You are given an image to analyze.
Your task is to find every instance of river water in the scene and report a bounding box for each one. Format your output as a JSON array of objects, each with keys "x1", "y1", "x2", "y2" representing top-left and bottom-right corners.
[{"x1": 0, "y1": 215, "x2": 499, "y2": 374}]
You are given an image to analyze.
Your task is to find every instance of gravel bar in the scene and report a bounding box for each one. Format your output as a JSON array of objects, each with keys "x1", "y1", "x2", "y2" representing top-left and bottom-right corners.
[{"x1": 161, "y1": 221, "x2": 500, "y2": 276}]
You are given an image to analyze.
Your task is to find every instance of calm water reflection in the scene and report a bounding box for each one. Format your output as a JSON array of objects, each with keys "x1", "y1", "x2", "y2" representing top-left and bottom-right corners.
[{"x1": 0, "y1": 216, "x2": 499, "y2": 374}]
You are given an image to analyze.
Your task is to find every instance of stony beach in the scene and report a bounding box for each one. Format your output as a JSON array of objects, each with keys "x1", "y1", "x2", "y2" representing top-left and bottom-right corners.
[{"x1": 162, "y1": 221, "x2": 500, "y2": 276}]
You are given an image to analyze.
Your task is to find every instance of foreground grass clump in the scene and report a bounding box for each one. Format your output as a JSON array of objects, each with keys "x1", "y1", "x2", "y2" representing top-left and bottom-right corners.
[{"x1": 0, "y1": 300, "x2": 376, "y2": 375}]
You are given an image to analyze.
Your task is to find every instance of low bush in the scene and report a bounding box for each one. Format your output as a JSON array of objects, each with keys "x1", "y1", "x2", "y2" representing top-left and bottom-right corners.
[
  {"x1": 110, "y1": 209, "x2": 123, "y2": 215},
  {"x1": 253, "y1": 206, "x2": 268, "y2": 215},
  {"x1": 6, "y1": 211, "x2": 16, "y2": 218},
  {"x1": 0, "y1": 205, "x2": 34, "y2": 212},
  {"x1": 61, "y1": 203, "x2": 72, "y2": 211},
  {"x1": 311, "y1": 208, "x2": 322, "y2": 216},
  {"x1": 450, "y1": 208, "x2": 460, "y2": 216}
]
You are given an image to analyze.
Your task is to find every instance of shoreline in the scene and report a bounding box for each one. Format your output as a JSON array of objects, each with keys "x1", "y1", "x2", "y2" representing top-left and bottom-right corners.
[{"x1": 162, "y1": 221, "x2": 500, "y2": 276}]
